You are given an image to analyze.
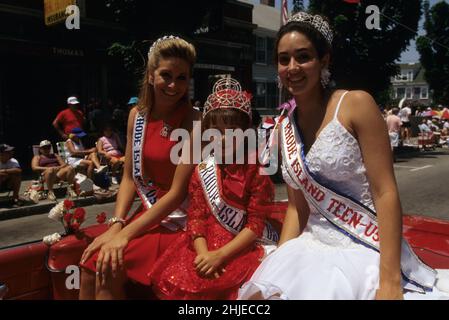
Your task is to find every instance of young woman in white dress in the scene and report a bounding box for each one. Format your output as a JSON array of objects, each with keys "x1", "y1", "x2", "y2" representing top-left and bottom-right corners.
[{"x1": 238, "y1": 12, "x2": 449, "y2": 300}]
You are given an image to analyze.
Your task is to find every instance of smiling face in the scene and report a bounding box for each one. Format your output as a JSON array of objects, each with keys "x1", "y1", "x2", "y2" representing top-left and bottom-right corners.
[
  {"x1": 204, "y1": 109, "x2": 251, "y2": 164},
  {"x1": 150, "y1": 57, "x2": 190, "y2": 109},
  {"x1": 277, "y1": 31, "x2": 329, "y2": 97}
]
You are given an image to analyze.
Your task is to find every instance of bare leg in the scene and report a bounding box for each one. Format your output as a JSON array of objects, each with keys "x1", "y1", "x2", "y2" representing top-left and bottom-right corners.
[
  {"x1": 9, "y1": 172, "x2": 21, "y2": 200},
  {"x1": 79, "y1": 160, "x2": 94, "y2": 179},
  {"x1": 95, "y1": 269, "x2": 127, "y2": 300},
  {"x1": 57, "y1": 166, "x2": 75, "y2": 186},
  {"x1": 43, "y1": 168, "x2": 56, "y2": 192},
  {"x1": 88, "y1": 153, "x2": 102, "y2": 169},
  {"x1": 79, "y1": 268, "x2": 97, "y2": 300}
]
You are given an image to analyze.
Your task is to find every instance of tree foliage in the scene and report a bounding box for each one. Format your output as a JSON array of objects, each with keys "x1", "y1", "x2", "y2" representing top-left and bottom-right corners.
[
  {"x1": 103, "y1": 0, "x2": 219, "y2": 80},
  {"x1": 417, "y1": 1, "x2": 449, "y2": 105},
  {"x1": 292, "y1": 0, "x2": 305, "y2": 14},
  {"x1": 308, "y1": 0, "x2": 422, "y2": 104}
]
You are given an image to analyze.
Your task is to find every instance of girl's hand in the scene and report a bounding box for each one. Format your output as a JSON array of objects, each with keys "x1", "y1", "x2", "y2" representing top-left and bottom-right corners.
[
  {"x1": 194, "y1": 250, "x2": 227, "y2": 278},
  {"x1": 95, "y1": 233, "x2": 129, "y2": 285},
  {"x1": 375, "y1": 283, "x2": 404, "y2": 300},
  {"x1": 80, "y1": 224, "x2": 122, "y2": 264}
]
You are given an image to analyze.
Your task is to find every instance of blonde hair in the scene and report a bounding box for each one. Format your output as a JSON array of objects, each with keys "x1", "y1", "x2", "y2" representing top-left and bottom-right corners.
[{"x1": 137, "y1": 37, "x2": 196, "y2": 114}]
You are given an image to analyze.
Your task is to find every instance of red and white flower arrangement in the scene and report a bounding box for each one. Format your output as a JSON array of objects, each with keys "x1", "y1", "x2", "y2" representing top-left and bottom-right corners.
[{"x1": 48, "y1": 199, "x2": 86, "y2": 235}]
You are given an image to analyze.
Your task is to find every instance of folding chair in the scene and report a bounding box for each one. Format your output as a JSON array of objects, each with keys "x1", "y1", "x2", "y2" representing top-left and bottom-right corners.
[{"x1": 56, "y1": 141, "x2": 68, "y2": 164}]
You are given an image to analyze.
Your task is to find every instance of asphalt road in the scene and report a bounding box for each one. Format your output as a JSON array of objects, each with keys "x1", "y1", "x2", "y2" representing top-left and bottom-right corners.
[
  {"x1": 1, "y1": 148, "x2": 448, "y2": 248},
  {"x1": 394, "y1": 148, "x2": 449, "y2": 220}
]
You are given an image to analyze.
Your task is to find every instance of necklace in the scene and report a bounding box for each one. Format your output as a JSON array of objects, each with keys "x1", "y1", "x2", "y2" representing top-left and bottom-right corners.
[{"x1": 160, "y1": 121, "x2": 173, "y2": 138}]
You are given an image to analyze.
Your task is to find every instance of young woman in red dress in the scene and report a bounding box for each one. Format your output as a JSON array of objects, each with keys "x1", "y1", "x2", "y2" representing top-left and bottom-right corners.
[
  {"x1": 78, "y1": 36, "x2": 200, "y2": 299},
  {"x1": 149, "y1": 78, "x2": 279, "y2": 300}
]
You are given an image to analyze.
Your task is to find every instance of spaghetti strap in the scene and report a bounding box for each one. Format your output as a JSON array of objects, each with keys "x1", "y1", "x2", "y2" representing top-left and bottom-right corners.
[{"x1": 333, "y1": 91, "x2": 350, "y2": 120}]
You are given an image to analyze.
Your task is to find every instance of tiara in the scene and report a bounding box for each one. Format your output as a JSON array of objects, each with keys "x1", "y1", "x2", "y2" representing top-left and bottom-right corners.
[
  {"x1": 287, "y1": 12, "x2": 333, "y2": 46},
  {"x1": 203, "y1": 78, "x2": 252, "y2": 119},
  {"x1": 148, "y1": 35, "x2": 180, "y2": 56}
]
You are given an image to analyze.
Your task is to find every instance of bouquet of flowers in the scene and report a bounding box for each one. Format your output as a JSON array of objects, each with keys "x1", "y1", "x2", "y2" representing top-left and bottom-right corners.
[{"x1": 48, "y1": 199, "x2": 86, "y2": 235}]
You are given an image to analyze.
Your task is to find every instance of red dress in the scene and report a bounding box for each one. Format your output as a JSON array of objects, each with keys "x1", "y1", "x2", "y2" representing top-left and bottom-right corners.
[
  {"x1": 149, "y1": 163, "x2": 274, "y2": 299},
  {"x1": 80, "y1": 104, "x2": 191, "y2": 285}
]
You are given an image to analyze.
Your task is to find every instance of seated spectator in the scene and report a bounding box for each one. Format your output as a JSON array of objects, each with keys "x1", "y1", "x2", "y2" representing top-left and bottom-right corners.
[
  {"x1": 97, "y1": 124, "x2": 125, "y2": 182},
  {"x1": 31, "y1": 140, "x2": 77, "y2": 201},
  {"x1": 418, "y1": 119, "x2": 437, "y2": 145},
  {"x1": 419, "y1": 118, "x2": 433, "y2": 133},
  {"x1": 65, "y1": 128, "x2": 107, "y2": 179},
  {"x1": 0, "y1": 144, "x2": 24, "y2": 207}
]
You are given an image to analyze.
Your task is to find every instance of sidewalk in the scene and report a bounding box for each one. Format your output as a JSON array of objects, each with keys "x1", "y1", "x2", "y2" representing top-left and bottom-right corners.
[{"x1": 0, "y1": 179, "x2": 119, "y2": 221}]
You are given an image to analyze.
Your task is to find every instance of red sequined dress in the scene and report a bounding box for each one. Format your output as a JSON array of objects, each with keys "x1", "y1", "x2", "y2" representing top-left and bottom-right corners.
[
  {"x1": 80, "y1": 104, "x2": 191, "y2": 285},
  {"x1": 149, "y1": 163, "x2": 274, "y2": 299}
]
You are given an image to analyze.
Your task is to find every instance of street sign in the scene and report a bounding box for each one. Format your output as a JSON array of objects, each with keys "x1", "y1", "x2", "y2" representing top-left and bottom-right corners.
[{"x1": 44, "y1": 0, "x2": 76, "y2": 26}]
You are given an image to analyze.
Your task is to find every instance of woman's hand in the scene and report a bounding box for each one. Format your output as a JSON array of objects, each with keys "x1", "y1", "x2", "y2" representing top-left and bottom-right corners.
[
  {"x1": 194, "y1": 250, "x2": 227, "y2": 279},
  {"x1": 375, "y1": 283, "x2": 404, "y2": 300},
  {"x1": 95, "y1": 233, "x2": 129, "y2": 285},
  {"x1": 80, "y1": 224, "x2": 122, "y2": 264}
]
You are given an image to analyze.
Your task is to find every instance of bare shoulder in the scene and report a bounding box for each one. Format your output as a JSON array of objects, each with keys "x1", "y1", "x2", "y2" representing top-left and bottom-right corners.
[{"x1": 341, "y1": 90, "x2": 381, "y2": 124}]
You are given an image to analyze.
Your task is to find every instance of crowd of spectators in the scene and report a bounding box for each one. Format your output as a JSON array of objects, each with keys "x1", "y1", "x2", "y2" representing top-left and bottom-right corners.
[{"x1": 0, "y1": 95, "x2": 137, "y2": 207}]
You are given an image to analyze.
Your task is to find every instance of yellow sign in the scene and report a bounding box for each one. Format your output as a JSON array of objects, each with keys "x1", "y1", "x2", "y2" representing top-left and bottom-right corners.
[{"x1": 44, "y1": 0, "x2": 76, "y2": 26}]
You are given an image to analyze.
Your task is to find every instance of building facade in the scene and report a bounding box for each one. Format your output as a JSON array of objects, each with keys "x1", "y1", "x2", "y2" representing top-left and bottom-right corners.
[
  {"x1": 243, "y1": 0, "x2": 280, "y2": 113},
  {"x1": 391, "y1": 62, "x2": 431, "y2": 106},
  {"x1": 0, "y1": 0, "x2": 256, "y2": 170}
]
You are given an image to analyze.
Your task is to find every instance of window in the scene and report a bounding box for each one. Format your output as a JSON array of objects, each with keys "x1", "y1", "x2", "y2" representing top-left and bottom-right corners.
[
  {"x1": 266, "y1": 38, "x2": 274, "y2": 65},
  {"x1": 396, "y1": 87, "x2": 405, "y2": 98},
  {"x1": 413, "y1": 87, "x2": 421, "y2": 99},
  {"x1": 255, "y1": 36, "x2": 267, "y2": 64},
  {"x1": 408, "y1": 71, "x2": 414, "y2": 81},
  {"x1": 421, "y1": 87, "x2": 428, "y2": 99},
  {"x1": 406, "y1": 87, "x2": 412, "y2": 99}
]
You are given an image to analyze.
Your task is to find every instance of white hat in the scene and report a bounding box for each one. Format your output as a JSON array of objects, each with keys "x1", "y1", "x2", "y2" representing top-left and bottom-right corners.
[
  {"x1": 67, "y1": 96, "x2": 80, "y2": 105},
  {"x1": 39, "y1": 140, "x2": 52, "y2": 148}
]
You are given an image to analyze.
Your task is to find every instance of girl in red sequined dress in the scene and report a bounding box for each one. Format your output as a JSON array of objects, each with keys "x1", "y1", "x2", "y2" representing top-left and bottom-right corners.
[{"x1": 149, "y1": 78, "x2": 279, "y2": 300}]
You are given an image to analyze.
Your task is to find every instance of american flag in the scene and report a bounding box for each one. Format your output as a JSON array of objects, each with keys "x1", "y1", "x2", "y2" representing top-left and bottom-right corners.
[{"x1": 281, "y1": 0, "x2": 288, "y2": 26}]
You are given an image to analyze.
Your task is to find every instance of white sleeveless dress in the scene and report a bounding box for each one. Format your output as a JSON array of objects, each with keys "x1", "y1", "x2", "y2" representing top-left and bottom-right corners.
[
  {"x1": 238, "y1": 92, "x2": 449, "y2": 300},
  {"x1": 65, "y1": 139, "x2": 85, "y2": 168}
]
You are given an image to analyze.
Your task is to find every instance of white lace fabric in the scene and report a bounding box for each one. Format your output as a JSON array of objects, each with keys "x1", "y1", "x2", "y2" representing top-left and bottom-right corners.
[{"x1": 282, "y1": 91, "x2": 375, "y2": 250}]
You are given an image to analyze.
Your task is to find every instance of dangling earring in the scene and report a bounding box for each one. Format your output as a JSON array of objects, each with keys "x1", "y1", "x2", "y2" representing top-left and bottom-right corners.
[
  {"x1": 320, "y1": 68, "x2": 331, "y2": 88},
  {"x1": 276, "y1": 75, "x2": 283, "y2": 89}
]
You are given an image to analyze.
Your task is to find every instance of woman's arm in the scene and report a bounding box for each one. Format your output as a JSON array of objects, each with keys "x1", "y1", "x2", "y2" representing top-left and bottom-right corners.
[
  {"x1": 55, "y1": 154, "x2": 67, "y2": 167},
  {"x1": 65, "y1": 140, "x2": 91, "y2": 157},
  {"x1": 346, "y1": 90, "x2": 403, "y2": 299},
  {"x1": 119, "y1": 162, "x2": 195, "y2": 240},
  {"x1": 118, "y1": 107, "x2": 200, "y2": 241},
  {"x1": 96, "y1": 138, "x2": 108, "y2": 157},
  {"x1": 31, "y1": 156, "x2": 46, "y2": 172},
  {"x1": 278, "y1": 185, "x2": 310, "y2": 246}
]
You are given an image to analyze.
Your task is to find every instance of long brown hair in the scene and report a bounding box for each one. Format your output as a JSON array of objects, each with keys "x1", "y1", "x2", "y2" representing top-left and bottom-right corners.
[{"x1": 137, "y1": 37, "x2": 196, "y2": 115}]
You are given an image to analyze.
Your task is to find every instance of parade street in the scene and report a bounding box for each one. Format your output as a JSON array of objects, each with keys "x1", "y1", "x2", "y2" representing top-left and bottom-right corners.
[{"x1": 1, "y1": 149, "x2": 449, "y2": 249}]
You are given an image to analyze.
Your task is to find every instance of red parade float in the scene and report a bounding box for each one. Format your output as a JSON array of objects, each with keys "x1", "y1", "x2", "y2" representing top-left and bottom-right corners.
[{"x1": 0, "y1": 201, "x2": 448, "y2": 300}]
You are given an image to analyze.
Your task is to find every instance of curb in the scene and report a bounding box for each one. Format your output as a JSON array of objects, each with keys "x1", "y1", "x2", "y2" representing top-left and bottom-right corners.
[{"x1": 0, "y1": 194, "x2": 116, "y2": 222}]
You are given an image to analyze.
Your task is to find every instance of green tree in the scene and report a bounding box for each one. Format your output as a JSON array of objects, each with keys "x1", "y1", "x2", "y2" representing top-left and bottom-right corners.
[
  {"x1": 308, "y1": 0, "x2": 422, "y2": 105},
  {"x1": 104, "y1": 0, "x2": 219, "y2": 81},
  {"x1": 417, "y1": 1, "x2": 449, "y2": 105}
]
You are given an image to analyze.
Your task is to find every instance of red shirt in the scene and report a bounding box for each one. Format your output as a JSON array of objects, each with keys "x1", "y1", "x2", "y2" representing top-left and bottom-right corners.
[{"x1": 55, "y1": 108, "x2": 84, "y2": 135}]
